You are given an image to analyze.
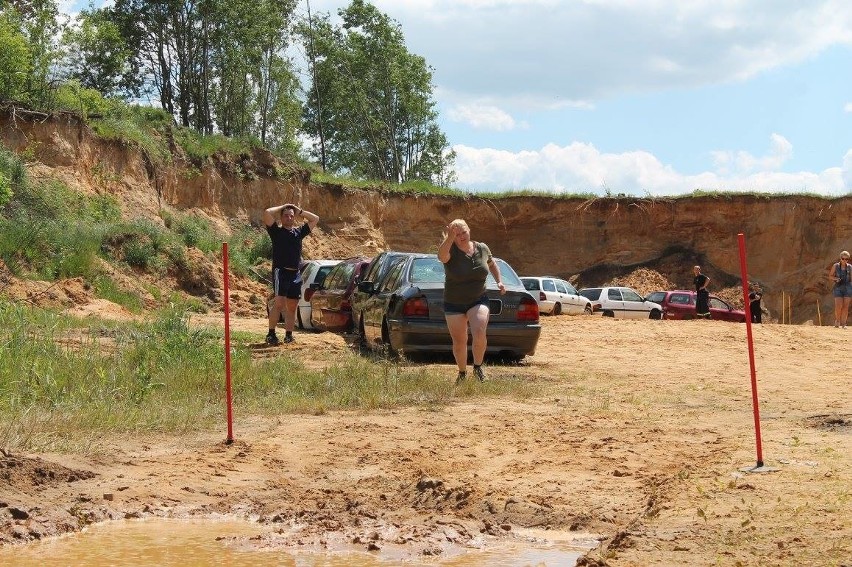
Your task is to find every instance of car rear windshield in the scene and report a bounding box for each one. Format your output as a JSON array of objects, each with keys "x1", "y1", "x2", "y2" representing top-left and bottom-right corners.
[
  {"x1": 521, "y1": 279, "x2": 540, "y2": 291},
  {"x1": 410, "y1": 258, "x2": 445, "y2": 283},
  {"x1": 490, "y1": 260, "x2": 522, "y2": 287},
  {"x1": 410, "y1": 258, "x2": 523, "y2": 287},
  {"x1": 579, "y1": 288, "x2": 602, "y2": 301}
]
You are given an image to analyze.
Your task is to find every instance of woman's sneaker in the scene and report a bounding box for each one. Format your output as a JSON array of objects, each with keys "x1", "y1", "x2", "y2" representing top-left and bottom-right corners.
[
  {"x1": 473, "y1": 365, "x2": 486, "y2": 382},
  {"x1": 265, "y1": 333, "x2": 280, "y2": 346},
  {"x1": 455, "y1": 371, "x2": 466, "y2": 385}
]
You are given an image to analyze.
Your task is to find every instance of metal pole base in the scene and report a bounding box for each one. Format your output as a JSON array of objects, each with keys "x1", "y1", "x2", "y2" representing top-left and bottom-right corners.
[{"x1": 738, "y1": 464, "x2": 780, "y2": 473}]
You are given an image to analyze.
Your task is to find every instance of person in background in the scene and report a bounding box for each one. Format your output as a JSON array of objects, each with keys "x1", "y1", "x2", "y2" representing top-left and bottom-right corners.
[
  {"x1": 693, "y1": 265, "x2": 711, "y2": 319},
  {"x1": 748, "y1": 282, "x2": 763, "y2": 324},
  {"x1": 438, "y1": 219, "x2": 506, "y2": 383},
  {"x1": 828, "y1": 250, "x2": 852, "y2": 329},
  {"x1": 263, "y1": 202, "x2": 319, "y2": 345}
]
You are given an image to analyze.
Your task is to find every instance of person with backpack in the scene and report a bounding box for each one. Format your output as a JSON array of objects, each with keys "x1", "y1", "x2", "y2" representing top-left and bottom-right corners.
[{"x1": 828, "y1": 250, "x2": 852, "y2": 328}]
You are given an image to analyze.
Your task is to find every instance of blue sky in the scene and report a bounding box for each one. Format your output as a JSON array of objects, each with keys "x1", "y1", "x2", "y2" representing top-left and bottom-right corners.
[{"x1": 65, "y1": 1, "x2": 852, "y2": 196}]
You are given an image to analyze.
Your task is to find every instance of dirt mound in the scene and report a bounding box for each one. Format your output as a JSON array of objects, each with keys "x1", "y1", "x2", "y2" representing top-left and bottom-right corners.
[
  {"x1": 606, "y1": 268, "x2": 675, "y2": 296},
  {"x1": 0, "y1": 454, "x2": 97, "y2": 492}
]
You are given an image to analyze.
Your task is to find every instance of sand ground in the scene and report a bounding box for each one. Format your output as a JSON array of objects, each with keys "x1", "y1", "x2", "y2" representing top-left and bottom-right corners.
[{"x1": 1, "y1": 315, "x2": 850, "y2": 566}]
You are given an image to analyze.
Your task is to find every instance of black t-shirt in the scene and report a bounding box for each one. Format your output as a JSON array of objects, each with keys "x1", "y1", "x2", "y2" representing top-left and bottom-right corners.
[
  {"x1": 266, "y1": 222, "x2": 311, "y2": 269},
  {"x1": 749, "y1": 291, "x2": 762, "y2": 307},
  {"x1": 694, "y1": 273, "x2": 709, "y2": 293}
]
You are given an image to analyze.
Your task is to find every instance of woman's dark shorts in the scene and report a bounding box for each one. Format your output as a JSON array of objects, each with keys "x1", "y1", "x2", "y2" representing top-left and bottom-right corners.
[
  {"x1": 444, "y1": 293, "x2": 489, "y2": 315},
  {"x1": 834, "y1": 283, "x2": 852, "y2": 298},
  {"x1": 272, "y1": 267, "x2": 302, "y2": 299}
]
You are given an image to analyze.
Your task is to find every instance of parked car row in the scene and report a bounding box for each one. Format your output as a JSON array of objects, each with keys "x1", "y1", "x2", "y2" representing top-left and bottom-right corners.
[
  {"x1": 271, "y1": 259, "x2": 746, "y2": 354},
  {"x1": 269, "y1": 252, "x2": 542, "y2": 360}
]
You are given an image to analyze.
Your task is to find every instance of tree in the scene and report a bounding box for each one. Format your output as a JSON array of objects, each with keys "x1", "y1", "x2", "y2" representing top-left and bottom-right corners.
[
  {"x1": 300, "y1": 0, "x2": 455, "y2": 185},
  {"x1": 1, "y1": 0, "x2": 64, "y2": 107},
  {"x1": 63, "y1": 8, "x2": 134, "y2": 96},
  {"x1": 0, "y1": 10, "x2": 33, "y2": 101}
]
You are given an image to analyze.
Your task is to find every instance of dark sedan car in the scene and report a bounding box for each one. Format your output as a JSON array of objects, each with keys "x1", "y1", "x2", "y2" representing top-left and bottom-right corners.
[
  {"x1": 309, "y1": 256, "x2": 371, "y2": 332},
  {"x1": 356, "y1": 252, "x2": 541, "y2": 359},
  {"x1": 645, "y1": 290, "x2": 747, "y2": 322}
]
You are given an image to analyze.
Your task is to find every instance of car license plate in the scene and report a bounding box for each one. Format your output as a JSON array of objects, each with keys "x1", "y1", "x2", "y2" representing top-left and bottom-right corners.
[{"x1": 488, "y1": 299, "x2": 502, "y2": 315}]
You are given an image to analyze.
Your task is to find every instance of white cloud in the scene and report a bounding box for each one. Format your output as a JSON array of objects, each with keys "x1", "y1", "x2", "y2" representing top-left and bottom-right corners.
[
  {"x1": 452, "y1": 142, "x2": 848, "y2": 196},
  {"x1": 845, "y1": 102, "x2": 852, "y2": 113},
  {"x1": 446, "y1": 103, "x2": 519, "y2": 131},
  {"x1": 711, "y1": 134, "x2": 793, "y2": 174},
  {"x1": 361, "y1": 1, "x2": 852, "y2": 106},
  {"x1": 843, "y1": 149, "x2": 852, "y2": 188}
]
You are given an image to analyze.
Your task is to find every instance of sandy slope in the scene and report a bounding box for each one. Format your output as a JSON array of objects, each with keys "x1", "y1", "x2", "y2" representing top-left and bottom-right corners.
[{"x1": 1, "y1": 315, "x2": 850, "y2": 566}]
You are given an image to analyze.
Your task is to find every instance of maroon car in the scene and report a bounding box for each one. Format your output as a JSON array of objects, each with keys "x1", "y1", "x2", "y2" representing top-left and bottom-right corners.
[
  {"x1": 645, "y1": 290, "x2": 747, "y2": 322},
  {"x1": 309, "y1": 257, "x2": 371, "y2": 332}
]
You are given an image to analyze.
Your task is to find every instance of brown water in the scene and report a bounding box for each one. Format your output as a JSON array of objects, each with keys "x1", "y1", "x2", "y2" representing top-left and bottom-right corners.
[{"x1": 0, "y1": 518, "x2": 589, "y2": 566}]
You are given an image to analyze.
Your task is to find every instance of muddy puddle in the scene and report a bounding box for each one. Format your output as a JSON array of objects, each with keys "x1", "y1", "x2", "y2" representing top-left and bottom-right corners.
[{"x1": 0, "y1": 518, "x2": 593, "y2": 566}]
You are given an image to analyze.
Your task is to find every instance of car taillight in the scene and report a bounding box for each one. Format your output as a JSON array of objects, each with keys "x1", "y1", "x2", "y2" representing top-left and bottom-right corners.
[
  {"x1": 305, "y1": 288, "x2": 316, "y2": 301},
  {"x1": 341, "y1": 299, "x2": 351, "y2": 310},
  {"x1": 402, "y1": 297, "x2": 429, "y2": 317},
  {"x1": 517, "y1": 296, "x2": 539, "y2": 322},
  {"x1": 539, "y1": 291, "x2": 546, "y2": 301},
  {"x1": 592, "y1": 303, "x2": 601, "y2": 312}
]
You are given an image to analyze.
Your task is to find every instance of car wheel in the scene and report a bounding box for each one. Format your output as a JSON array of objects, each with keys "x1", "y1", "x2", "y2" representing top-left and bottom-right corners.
[
  {"x1": 584, "y1": 304, "x2": 593, "y2": 315},
  {"x1": 552, "y1": 303, "x2": 562, "y2": 316},
  {"x1": 603, "y1": 310, "x2": 615, "y2": 317},
  {"x1": 649, "y1": 309, "x2": 662, "y2": 320}
]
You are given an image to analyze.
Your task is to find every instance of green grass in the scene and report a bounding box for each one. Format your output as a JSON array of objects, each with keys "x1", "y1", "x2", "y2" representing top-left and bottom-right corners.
[{"x1": 0, "y1": 301, "x2": 542, "y2": 452}]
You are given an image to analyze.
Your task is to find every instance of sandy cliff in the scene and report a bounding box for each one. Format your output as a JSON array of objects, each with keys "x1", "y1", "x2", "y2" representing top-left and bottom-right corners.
[{"x1": 2, "y1": 109, "x2": 849, "y2": 323}]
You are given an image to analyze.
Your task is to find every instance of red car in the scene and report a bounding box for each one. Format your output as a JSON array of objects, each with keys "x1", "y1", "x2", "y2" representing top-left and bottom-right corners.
[
  {"x1": 309, "y1": 257, "x2": 371, "y2": 332},
  {"x1": 645, "y1": 290, "x2": 747, "y2": 322}
]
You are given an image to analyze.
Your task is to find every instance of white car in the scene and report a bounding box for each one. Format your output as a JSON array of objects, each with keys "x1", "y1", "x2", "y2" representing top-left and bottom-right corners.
[
  {"x1": 578, "y1": 286, "x2": 663, "y2": 320},
  {"x1": 520, "y1": 276, "x2": 593, "y2": 315},
  {"x1": 268, "y1": 259, "x2": 341, "y2": 330}
]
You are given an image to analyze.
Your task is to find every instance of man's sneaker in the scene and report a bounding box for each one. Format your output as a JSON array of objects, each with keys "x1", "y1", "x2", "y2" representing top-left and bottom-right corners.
[
  {"x1": 455, "y1": 371, "x2": 466, "y2": 385},
  {"x1": 283, "y1": 335, "x2": 294, "y2": 344},
  {"x1": 265, "y1": 334, "x2": 280, "y2": 346},
  {"x1": 473, "y1": 365, "x2": 486, "y2": 382}
]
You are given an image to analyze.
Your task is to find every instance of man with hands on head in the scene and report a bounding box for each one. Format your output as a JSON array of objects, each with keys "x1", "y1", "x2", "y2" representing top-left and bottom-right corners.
[{"x1": 263, "y1": 202, "x2": 319, "y2": 345}]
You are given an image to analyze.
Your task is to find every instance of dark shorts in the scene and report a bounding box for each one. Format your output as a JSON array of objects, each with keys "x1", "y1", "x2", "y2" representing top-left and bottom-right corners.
[
  {"x1": 834, "y1": 284, "x2": 852, "y2": 298},
  {"x1": 272, "y1": 267, "x2": 302, "y2": 299},
  {"x1": 444, "y1": 294, "x2": 489, "y2": 315}
]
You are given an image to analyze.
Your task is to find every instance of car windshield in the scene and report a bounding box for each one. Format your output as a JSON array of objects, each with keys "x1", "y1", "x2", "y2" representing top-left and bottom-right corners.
[
  {"x1": 622, "y1": 289, "x2": 643, "y2": 302},
  {"x1": 563, "y1": 281, "x2": 579, "y2": 295},
  {"x1": 645, "y1": 292, "x2": 666, "y2": 304},
  {"x1": 579, "y1": 288, "x2": 602, "y2": 301}
]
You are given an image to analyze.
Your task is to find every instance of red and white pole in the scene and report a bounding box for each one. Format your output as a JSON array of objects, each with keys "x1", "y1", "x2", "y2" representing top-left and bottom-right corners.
[
  {"x1": 737, "y1": 233, "x2": 763, "y2": 467},
  {"x1": 223, "y1": 242, "x2": 234, "y2": 444}
]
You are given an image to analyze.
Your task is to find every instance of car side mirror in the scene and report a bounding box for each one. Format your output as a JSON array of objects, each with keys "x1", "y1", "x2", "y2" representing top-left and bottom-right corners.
[
  {"x1": 310, "y1": 282, "x2": 321, "y2": 291},
  {"x1": 358, "y1": 281, "x2": 374, "y2": 294}
]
